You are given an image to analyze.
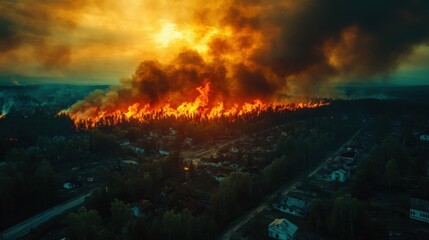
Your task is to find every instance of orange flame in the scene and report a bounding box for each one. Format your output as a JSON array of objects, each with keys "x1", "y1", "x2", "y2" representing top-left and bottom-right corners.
[{"x1": 61, "y1": 82, "x2": 329, "y2": 128}]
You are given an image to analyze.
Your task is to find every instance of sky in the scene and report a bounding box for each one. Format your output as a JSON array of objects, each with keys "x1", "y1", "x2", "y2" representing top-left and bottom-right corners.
[{"x1": 1, "y1": 0, "x2": 429, "y2": 87}]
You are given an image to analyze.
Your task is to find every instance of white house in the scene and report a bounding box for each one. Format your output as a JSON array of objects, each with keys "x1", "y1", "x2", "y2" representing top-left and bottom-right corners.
[
  {"x1": 420, "y1": 135, "x2": 429, "y2": 142},
  {"x1": 63, "y1": 182, "x2": 77, "y2": 190},
  {"x1": 231, "y1": 147, "x2": 239, "y2": 153},
  {"x1": 331, "y1": 169, "x2": 349, "y2": 182},
  {"x1": 130, "y1": 146, "x2": 145, "y2": 154},
  {"x1": 119, "y1": 139, "x2": 131, "y2": 147},
  {"x1": 268, "y1": 218, "x2": 298, "y2": 240},
  {"x1": 159, "y1": 150, "x2": 169, "y2": 155},
  {"x1": 410, "y1": 198, "x2": 429, "y2": 223},
  {"x1": 214, "y1": 174, "x2": 227, "y2": 182}
]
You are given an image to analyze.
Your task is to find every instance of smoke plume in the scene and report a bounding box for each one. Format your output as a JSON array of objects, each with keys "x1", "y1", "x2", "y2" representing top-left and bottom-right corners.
[{"x1": 5, "y1": 0, "x2": 427, "y2": 122}]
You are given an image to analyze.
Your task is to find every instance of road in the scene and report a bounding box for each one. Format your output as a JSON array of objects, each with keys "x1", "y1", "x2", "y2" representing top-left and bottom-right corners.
[
  {"x1": 218, "y1": 125, "x2": 366, "y2": 240},
  {"x1": 1, "y1": 191, "x2": 93, "y2": 240}
]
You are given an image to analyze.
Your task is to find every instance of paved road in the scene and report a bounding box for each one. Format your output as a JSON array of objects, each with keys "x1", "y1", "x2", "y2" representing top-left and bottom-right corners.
[
  {"x1": 218, "y1": 125, "x2": 366, "y2": 240},
  {"x1": 1, "y1": 191, "x2": 92, "y2": 240}
]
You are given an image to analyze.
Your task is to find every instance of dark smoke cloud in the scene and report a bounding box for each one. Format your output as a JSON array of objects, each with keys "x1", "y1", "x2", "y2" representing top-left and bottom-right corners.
[
  {"x1": 254, "y1": 0, "x2": 429, "y2": 91},
  {"x1": 62, "y1": 0, "x2": 429, "y2": 116}
]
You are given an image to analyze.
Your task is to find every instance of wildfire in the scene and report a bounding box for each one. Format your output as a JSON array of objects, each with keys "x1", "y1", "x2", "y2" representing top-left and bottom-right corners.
[
  {"x1": 58, "y1": 2, "x2": 335, "y2": 129},
  {"x1": 62, "y1": 82, "x2": 329, "y2": 128},
  {"x1": 0, "y1": 114, "x2": 5, "y2": 120}
]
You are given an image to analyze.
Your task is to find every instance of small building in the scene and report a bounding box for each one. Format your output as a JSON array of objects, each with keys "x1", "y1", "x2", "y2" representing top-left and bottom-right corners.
[
  {"x1": 340, "y1": 150, "x2": 356, "y2": 162},
  {"x1": 130, "y1": 146, "x2": 145, "y2": 154},
  {"x1": 123, "y1": 160, "x2": 138, "y2": 165},
  {"x1": 272, "y1": 196, "x2": 310, "y2": 217},
  {"x1": 132, "y1": 199, "x2": 156, "y2": 220},
  {"x1": 331, "y1": 169, "x2": 349, "y2": 182},
  {"x1": 62, "y1": 180, "x2": 81, "y2": 190},
  {"x1": 119, "y1": 139, "x2": 131, "y2": 147},
  {"x1": 159, "y1": 150, "x2": 169, "y2": 155},
  {"x1": 268, "y1": 218, "x2": 298, "y2": 240},
  {"x1": 169, "y1": 128, "x2": 177, "y2": 136},
  {"x1": 183, "y1": 158, "x2": 201, "y2": 168},
  {"x1": 420, "y1": 135, "x2": 429, "y2": 142},
  {"x1": 215, "y1": 174, "x2": 227, "y2": 182},
  {"x1": 231, "y1": 147, "x2": 239, "y2": 153},
  {"x1": 410, "y1": 198, "x2": 429, "y2": 223},
  {"x1": 184, "y1": 137, "x2": 193, "y2": 146}
]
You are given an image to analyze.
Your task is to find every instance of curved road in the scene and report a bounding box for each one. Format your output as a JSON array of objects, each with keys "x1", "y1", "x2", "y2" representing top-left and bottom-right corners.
[{"x1": 1, "y1": 191, "x2": 92, "y2": 240}]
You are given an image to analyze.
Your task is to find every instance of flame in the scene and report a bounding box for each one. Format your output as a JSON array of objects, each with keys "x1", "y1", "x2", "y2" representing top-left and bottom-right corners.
[
  {"x1": 62, "y1": 82, "x2": 329, "y2": 128},
  {"x1": 0, "y1": 114, "x2": 5, "y2": 120}
]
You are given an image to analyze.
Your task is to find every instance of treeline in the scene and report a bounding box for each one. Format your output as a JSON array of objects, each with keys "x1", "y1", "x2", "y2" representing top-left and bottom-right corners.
[
  {"x1": 0, "y1": 110, "x2": 75, "y2": 157},
  {"x1": 65, "y1": 202, "x2": 214, "y2": 240}
]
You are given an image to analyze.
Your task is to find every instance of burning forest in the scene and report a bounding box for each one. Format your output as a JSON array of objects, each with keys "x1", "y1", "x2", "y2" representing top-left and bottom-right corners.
[
  {"x1": 55, "y1": 0, "x2": 429, "y2": 127},
  {"x1": 2, "y1": 1, "x2": 429, "y2": 240}
]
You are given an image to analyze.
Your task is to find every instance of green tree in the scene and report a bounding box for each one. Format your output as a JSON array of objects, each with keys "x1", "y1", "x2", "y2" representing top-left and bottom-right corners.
[
  {"x1": 142, "y1": 172, "x2": 154, "y2": 197},
  {"x1": 66, "y1": 207, "x2": 106, "y2": 240},
  {"x1": 32, "y1": 159, "x2": 57, "y2": 208},
  {"x1": 383, "y1": 158, "x2": 400, "y2": 190},
  {"x1": 162, "y1": 210, "x2": 182, "y2": 240},
  {"x1": 110, "y1": 199, "x2": 132, "y2": 235},
  {"x1": 208, "y1": 172, "x2": 254, "y2": 223},
  {"x1": 308, "y1": 199, "x2": 329, "y2": 234},
  {"x1": 329, "y1": 194, "x2": 365, "y2": 239},
  {"x1": 351, "y1": 157, "x2": 372, "y2": 198},
  {"x1": 92, "y1": 129, "x2": 119, "y2": 154}
]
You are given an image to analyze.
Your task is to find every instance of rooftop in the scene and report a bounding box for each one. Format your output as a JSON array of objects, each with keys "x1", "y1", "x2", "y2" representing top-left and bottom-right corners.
[{"x1": 410, "y1": 198, "x2": 429, "y2": 212}]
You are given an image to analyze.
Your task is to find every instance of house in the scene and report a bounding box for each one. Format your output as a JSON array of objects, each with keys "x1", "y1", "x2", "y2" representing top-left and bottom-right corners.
[
  {"x1": 215, "y1": 174, "x2": 227, "y2": 182},
  {"x1": 123, "y1": 160, "x2": 138, "y2": 165},
  {"x1": 409, "y1": 198, "x2": 429, "y2": 223},
  {"x1": 331, "y1": 169, "x2": 349, "y2": 182},
  {"x1": 184, "y1": 137, "x2": 193, "y2": 146},
  {"x1": 120, "y1": 140, "x2": 145, "y2": 154},
  {"x1": 182, "y1": 200, "x2": 205, "y2": 216},
  {"x1": 272, "y1": 196, "x2": 310, "y2": 217},
  {"x1": 268, "y1": 218, "x2": 298, "y2": 240},
  {"x1": 169, "y1": 128, "x2": 177, "y2": 136},
  {"x1": 119, "y1": 139, "x2": 131, "y2": 147},
  {"x1": 420, "y1": 135, "x2": 429, "y2": 142},
  {"x1": 62, "y1": 180, "x2": 81, "y2": 190},
  {"x1": 130, "y1": 146, "x2": 145, "y2": 154},
  {"x1": 159, "y1": 150, "x2": 169, "y2": 155},
  {"x1": 340, "y1": 150, "x2": 356, "y2": 162},
  {"x1": 132, "y1": 199, "x2": 156, "y2": 220},
  {"x1": 183, "y1": 158, "x2": 201, "y2": 168},
  {"x1": 231, "y1": 147, "x2": 239, "y2": 153}
]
